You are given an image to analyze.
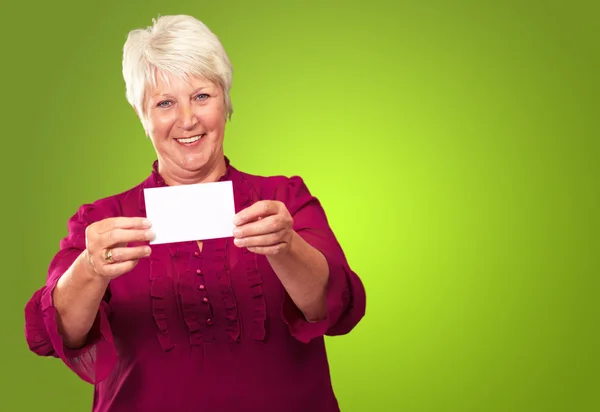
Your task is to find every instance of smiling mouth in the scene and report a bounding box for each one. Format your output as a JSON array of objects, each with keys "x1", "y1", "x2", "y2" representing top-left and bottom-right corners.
[{"x1": 176, "y1": 134, "x2": 206, "y2": 145}]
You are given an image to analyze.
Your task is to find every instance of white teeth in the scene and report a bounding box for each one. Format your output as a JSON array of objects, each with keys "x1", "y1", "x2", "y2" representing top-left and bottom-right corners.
[{"x1": 177, "y1": 135, "x2": 203, "y2": 144}]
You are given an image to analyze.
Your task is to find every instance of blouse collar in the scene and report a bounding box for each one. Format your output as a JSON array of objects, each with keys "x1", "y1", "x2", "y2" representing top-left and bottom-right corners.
[{"x1": 148, "y1": 156, "x2": 234, "y2": 188}]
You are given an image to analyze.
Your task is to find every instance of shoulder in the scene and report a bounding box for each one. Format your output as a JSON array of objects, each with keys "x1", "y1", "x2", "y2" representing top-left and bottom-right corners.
[
  {"x1": 232, "y1": 167, "x2": 318, "y2": 216},
  {"x1": 233, "y1": 168, "x2": 311, "y2": 201}
]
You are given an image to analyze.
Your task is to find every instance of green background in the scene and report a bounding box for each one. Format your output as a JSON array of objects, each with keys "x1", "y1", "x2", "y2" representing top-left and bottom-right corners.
[{"x1": 1, "y1": 0, "x2": 598, "y2": 411}]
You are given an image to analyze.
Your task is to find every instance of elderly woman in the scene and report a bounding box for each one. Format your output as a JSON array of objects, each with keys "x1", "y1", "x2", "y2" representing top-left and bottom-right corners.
[{"x1": 24, "y1": 14, "x2": 366, "y2": 412}]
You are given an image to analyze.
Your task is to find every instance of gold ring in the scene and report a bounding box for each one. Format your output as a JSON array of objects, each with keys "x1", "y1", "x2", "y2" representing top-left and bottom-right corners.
[{"x1": 104, "y1": 248, "x2": 114, "y2": 263}]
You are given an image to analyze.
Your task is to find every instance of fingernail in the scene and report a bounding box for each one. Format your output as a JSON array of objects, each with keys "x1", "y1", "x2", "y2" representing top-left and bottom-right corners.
[
  {"x1": 145, "y1": 246, "x2": 152, "y2": 255},
  {"x1": 142, "y1": 219, "x2": 152, "y2": 228},
  {"x1": 233, "y1": 215, "x2": 241, "y2": 225},
  {"x1": 234, "y1": 238, "x2": 244, "y2": 247},
  {"x1": 232, "y1": 229, "x2": 241, "y2": 237},
  {"x1": 145, "y1": 230, "x2": 155, "y2": 240}
]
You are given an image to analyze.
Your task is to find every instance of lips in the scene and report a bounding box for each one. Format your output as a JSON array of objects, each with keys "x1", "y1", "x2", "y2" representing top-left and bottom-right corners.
[{"x1": 176, "y1": 134, "x2": 205, "y2": 144}]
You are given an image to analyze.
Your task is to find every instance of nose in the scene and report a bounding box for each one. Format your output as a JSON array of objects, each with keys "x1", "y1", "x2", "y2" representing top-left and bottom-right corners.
[{"x1": 177, "y1": 102, "x2": 198, "y2": 130}]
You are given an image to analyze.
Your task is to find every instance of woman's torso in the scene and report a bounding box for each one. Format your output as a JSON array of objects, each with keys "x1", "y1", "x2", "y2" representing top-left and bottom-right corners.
[{"x1": 91, "y1": 170, "x2": 340, "y2": 412}]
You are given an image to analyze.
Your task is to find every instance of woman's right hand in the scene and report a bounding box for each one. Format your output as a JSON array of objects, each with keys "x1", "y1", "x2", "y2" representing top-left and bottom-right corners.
[{"x1": 83, "y1": 217, "x2": 154, "y2": 280}]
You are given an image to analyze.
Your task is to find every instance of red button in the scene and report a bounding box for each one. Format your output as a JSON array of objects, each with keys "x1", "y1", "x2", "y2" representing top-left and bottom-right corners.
[
  {"x1": 199, "y1": 285, "x2": 205, "y2": 291},
  {"x1": 196, "y1": 269, "x2": 202, "y2": 275},
  {"x1": 202, "y1": 297, "x2": 209, "y2": 304},
  {"x1": 194, "y1": 251, "x2": 199, "y2": 257},
  {"x1": 206, "y1": 318, "x2": 213, "y2": 326}
]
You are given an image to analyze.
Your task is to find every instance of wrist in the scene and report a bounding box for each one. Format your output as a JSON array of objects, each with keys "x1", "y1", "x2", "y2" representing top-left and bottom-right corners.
[
  {"x1": 77, "y1": 251, "x2": 110, "y2": 287},
  {"x1": 267, "y1": 231, "x2": 298, "y2": 263}
]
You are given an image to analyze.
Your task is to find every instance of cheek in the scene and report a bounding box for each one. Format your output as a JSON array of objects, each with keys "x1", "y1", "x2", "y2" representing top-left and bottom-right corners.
[
  {"x1": 209, "y1": 117, "x2": 226, "y2": 131},
  {"x1": 205, "y1": 106, "x2": 227, "y2": 132},
  {"x1": 148, "y1": 115, "x2": 175, "y2": 139},
  {"x1": 208, "y1": 119, "x2": 226, "y2": 139}
]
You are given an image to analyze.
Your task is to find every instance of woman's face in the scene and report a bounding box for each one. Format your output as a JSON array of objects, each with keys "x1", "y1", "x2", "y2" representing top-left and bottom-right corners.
[{"x1": 143, "y1": 72, "x2": 227, "y2": 184}]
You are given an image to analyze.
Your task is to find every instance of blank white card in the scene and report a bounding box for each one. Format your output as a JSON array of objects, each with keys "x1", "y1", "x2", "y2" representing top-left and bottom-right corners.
[{"x1": 143, "y1": 180, "x2": 235, "y2": 245}]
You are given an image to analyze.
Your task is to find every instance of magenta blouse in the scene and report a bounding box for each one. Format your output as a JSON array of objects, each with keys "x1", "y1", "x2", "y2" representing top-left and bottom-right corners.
[{"x1": 24, "y1": 158, "x2": 366, "y2": 412}]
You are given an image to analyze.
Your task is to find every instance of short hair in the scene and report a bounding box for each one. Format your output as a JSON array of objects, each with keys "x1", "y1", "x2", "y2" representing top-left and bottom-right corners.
[{"x1": 122, "y1": 15, "x2": 233, "y2": 123}]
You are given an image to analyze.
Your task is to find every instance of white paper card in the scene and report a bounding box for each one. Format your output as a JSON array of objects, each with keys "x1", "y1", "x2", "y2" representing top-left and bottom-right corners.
[{"x1": 143, "y1": 180, "x2": 235, "y2": 245}]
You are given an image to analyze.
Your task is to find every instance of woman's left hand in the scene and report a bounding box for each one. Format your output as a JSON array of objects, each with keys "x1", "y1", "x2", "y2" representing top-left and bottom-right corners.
[{"x1": 232, "y1": 201, "x2": 294, "y2": 255}]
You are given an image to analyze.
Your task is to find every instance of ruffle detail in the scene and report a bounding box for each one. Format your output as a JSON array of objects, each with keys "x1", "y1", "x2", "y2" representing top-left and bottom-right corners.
[
  {"x1": 174, "y1": 244, "x2": 212, "y2": 346},
  {"x1": 149, "y1": 246, "x2": 174, "y2": 352},
  {"x1": 139, "y1": 165, "x2": 173, "y2": 351},
  {"x1": 236, "y1": 178, "x2": 267, "y2": 341},
  {"x1": 139, "y1": 157, "x2": 267, "y2": 346},
  {"x1": 206, "y1": 238, "x2": 240, "y2": 343},
  {"x1": 245, "y1": 250, "x2": 267, "y2": 341}
]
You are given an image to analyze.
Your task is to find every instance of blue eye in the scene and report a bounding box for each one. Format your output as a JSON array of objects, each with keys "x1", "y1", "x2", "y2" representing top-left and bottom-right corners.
[
  {"x1": 157, "y1": 101, "x2": 171, "y2": 108},
  {"x1": 196, "y1": 93, "x2": 209, "y2": 100}
]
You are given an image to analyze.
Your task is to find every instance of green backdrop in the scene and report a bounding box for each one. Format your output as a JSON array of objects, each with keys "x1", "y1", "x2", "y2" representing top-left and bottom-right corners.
[{"x1": 2, "y1": 0, "x2": 598, "y2": 411}]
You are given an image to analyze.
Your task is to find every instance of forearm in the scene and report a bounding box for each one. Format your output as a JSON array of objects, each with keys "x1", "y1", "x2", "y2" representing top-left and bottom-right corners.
[
  {"x1": 52, "y1": 251, "x2": 110, "y2": 349},
  {"x1": 267, "y1": 231, "x2": 329, "y2": 321}
]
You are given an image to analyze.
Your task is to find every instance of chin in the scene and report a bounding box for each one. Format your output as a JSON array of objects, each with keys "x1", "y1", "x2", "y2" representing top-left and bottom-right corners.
[
  {"x1": 181, "y1": 152, "x2": 213, "y2": 171},
  {"x1": 181, "y1": 159, "x2": 207, "y2": 172}
]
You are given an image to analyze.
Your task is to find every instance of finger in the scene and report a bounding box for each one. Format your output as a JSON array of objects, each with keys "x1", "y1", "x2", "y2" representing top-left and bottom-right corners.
[
  {"x1": 99, "y1": 228, "x2": 155, "y2": 247},
  {"x1": 98, "y1": 217, "x2": 152, "y2": 234},
  {"x1": 247, "y1": 244, "x2": 288, "y2": 255},
  {"x1": 233, "y1": 214, "x2": 288, "y2": 239},
  {"x1": 100, "y1": 260, "x2": 140, "y2": 278},
  {"x1": 107, "y1": 245, "x2": 152, "y2": 263},
  {"x1": 234, "y1": 229, "x2": 287, "y2": 248},
  {"x1": 233, "y1": 201, "x2": 279, "y2": 225}
]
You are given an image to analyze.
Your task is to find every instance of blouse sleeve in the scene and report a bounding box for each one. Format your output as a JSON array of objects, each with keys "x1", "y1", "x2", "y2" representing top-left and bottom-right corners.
[
  {"x1": 275, "y1": 176, "x2": 366, "y2": 344},
  {"x1": 23, "y1": 199, "x2": 120, "y2": 384},
  {"x1": 24, "y1": 286, "x2": 57, "y2": 358}
]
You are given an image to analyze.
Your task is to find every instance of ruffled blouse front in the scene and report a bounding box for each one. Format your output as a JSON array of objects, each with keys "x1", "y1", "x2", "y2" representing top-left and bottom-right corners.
[{"x1": 24, "y1": 158, "x2": 366, "y2": 412}]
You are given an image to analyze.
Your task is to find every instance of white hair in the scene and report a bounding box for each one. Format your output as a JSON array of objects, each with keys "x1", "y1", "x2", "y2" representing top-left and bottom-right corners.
[{"x1": 122, "y1": 15, "x2": 233, "y2": 124}]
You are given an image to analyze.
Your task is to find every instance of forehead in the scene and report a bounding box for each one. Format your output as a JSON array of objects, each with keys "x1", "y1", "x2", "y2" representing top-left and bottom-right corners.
[{"x1": 149, "y1": 71, "x2": 216, "y2": 96}]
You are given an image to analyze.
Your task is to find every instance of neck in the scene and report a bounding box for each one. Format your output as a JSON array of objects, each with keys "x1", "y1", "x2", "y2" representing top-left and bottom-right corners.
[{"x1": 158, "y1": 155, "x2": 228, "y2": 186}]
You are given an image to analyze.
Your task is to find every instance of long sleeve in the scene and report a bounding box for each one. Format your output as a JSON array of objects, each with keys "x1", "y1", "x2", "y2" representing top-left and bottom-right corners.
[
  {"x1": 24, "y1": 286, "x2": 57, "y2": 358},
  {"x1": 24, "y1": 199, "x2": 120, "y2": 384},
  {"x1": 275, "y1": 176, "x2": 366, "y2": 343}
]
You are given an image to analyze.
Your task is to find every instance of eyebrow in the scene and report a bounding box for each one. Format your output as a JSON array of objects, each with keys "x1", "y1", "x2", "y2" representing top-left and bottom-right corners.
[{"x1": 151, "y1": 87, "x2": 208, "y2": 99}]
